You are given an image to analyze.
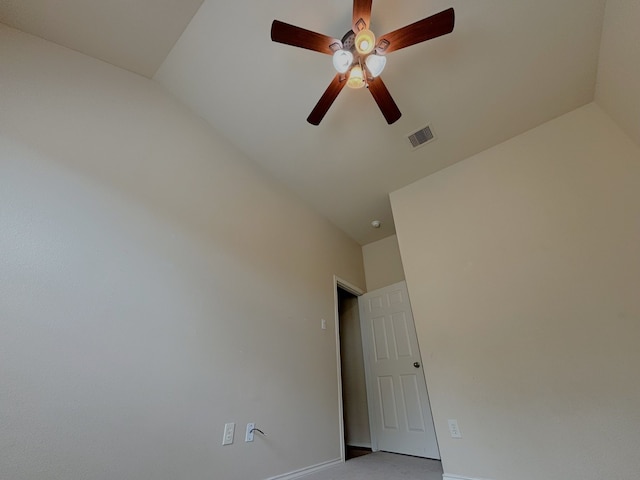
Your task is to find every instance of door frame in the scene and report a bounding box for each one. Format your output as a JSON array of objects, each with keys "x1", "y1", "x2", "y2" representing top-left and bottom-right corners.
[{"x1": 333, "y1": 275, "x2": 365, "y2": 462}]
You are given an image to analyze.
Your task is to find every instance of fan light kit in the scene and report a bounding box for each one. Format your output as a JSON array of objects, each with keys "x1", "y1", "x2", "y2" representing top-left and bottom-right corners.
[
  {"x1": 333, "y1": 29, "x2": 386, "y2": 87},
  {"x1": 271, "y1": 0, "x2": 455, "y2": 125}
]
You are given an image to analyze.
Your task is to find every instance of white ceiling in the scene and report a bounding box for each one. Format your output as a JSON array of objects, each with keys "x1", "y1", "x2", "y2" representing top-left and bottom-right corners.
[
  {"x1": 0, "y1": 0, "x2": 203, "y2": 77},
  {"x1": 595, "y1": 0, "x2": 640, "y2": 147},
  {"x1": 1, "y1": 0, "x2": 628, "y2": 245}
]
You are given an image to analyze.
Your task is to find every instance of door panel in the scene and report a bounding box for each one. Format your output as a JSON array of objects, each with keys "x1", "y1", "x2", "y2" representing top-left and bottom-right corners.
[
  {"x1": 372, "y1": 317, "x2": 390, "y2": 360},
  {"x1": 400, "y1": 374, "x2": 425, "y2": 431},
  {"x1": 359, "y1": 281, "x2": 440, "y2": 459},
  {"x1": 392, "y1": 313, "x2": 412, "y2": 357},
  {"x1": 379, "y1": 376, "x2": 399, "y2": 429}
]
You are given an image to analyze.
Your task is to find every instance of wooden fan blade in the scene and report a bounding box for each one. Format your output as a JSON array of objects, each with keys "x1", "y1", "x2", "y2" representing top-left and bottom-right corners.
[
  {"x1": 307, "y1": 74, "x2": 347, "y2": 125},
  {"x1": 368, "y1": 77, "x2": 402, "y2": 124},
  {"x1": 376, "y1": 7, "x2": 455, "y2": 55},
  {"x1": 353, "y1": 0, "x2": 373, "y2": 31},
  {"x1": 271, "y1": 20, "x2": 341, "y2": 55}
]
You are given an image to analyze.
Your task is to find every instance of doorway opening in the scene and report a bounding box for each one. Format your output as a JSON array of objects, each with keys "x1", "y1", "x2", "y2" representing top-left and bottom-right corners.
[
  {"x1": 334, "y1": 278, "x2": 439, "y2": 463},
  {"x1": 334, "y1": 278, "x2": 372, "y2": 461}
]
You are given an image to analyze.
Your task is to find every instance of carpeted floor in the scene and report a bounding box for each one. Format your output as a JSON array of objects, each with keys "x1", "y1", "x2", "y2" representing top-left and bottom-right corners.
[{"x1": 300, "y1": 452, "x2": 443, "y2": 480}]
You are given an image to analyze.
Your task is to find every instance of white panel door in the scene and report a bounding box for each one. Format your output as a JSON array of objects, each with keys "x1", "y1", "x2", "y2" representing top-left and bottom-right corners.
[{"x1": 359, "y1": 281, "x2": 439, "y2": 459}]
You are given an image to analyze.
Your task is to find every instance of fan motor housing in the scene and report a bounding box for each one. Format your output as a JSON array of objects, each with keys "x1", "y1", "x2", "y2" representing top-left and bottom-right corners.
[{"x1": 341, "y1": 30, "x2": 356, "y2": 50}]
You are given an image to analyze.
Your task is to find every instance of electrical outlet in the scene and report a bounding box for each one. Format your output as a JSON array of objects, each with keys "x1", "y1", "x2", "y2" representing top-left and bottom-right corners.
[
  {"x1": 448, "y1": 419, "x2": 462, "y2": 439},
  {"x1": 222, "y1": 422, "x2": 235, "y2": 445},
  {"x1": 245, "y1": 423, "x2": 255, "y2": 442}
]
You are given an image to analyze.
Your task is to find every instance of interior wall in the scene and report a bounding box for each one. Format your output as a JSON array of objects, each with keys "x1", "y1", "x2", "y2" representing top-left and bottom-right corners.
[
  {"x1": 390, "y1": 103, "x2": 640, "y2": 480},
  {"x1": 338, "y1": 289, "x2": 371, "y2": 448},
  {"x1": 0, "y1": 24, "x2": 365, "y2": 480},
  {"x1": 596, "y1": 0, "x2": 640, "y2": 146},
  {"x1": 361, "y1": 235, "x2": 406, "y2": 291}
]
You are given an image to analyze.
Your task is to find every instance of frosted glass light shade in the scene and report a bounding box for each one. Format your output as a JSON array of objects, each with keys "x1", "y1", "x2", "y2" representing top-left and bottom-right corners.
[
  {"x1": 365, "y1": 54, "x2": 386, "y2": 77},
  {"x1": 332, "y1": 50, "x2": 353, "y2": 74},
  {"x1": 347, "y1": 65, "x2": 365, "y2": 89},
  {"x1": 355, "y1": 29, "x2": 375, "y2": 54}
]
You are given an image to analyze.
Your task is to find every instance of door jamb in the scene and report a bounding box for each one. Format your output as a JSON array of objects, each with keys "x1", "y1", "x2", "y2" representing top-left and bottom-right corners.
[{"x1": 333, "y1": 275, "x2": 365, "y2": 463}]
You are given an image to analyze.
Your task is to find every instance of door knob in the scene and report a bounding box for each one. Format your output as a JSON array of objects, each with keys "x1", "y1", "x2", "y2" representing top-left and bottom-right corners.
[{"x1": 413, "y1": 362, "x2": 421, "y2": 368}]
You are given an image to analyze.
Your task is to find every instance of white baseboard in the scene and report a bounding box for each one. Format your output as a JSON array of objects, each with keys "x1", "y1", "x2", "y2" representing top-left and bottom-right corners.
[
  {"x1": 265, "y1": 458, "x2": 343, "y2": 480},
  {"x1": 443, "y1": 474, "x2": 492, "y2": 480}
]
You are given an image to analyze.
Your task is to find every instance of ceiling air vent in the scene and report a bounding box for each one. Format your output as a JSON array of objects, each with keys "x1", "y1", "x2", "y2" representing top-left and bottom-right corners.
[{"x1": 408, "y1": 125, "x2": 436, "y2": 150}]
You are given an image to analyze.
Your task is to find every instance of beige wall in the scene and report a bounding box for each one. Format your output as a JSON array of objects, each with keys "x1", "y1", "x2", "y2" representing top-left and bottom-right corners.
[
  {"x1": 391, "y1": 104, "x2": 640, "y2": 480},
  {"x1": 596, "y1": 0, "x2": 640, "y2": 146},
  {"x1": 0, "y1": 25, "x2": 365, "y2": 480},
  {"x1": 338, "y1": 290, "x2": 371, "y2": 448},
  {"x1": 362, "y1": 234, "x2": 406, "y2": 291}
]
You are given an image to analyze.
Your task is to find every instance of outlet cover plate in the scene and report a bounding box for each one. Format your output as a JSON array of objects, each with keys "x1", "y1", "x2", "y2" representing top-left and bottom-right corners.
[
  {"x1": 245, "y1": 423, "x2": 255, "y2": 442},
  {"x1": 448, "y1": 419, "x2": 462, "y2": 438}
]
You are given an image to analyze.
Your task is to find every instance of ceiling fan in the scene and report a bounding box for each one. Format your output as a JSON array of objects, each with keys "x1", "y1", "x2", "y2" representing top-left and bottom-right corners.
[{"x1": 271, "y1": 1, "x2": 455, "y2": 125}]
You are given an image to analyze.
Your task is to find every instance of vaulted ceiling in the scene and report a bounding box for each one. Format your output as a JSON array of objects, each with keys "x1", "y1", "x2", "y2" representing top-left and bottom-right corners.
[{"x1": 2, "y1": 0, "x2": 637, "y2": 245}]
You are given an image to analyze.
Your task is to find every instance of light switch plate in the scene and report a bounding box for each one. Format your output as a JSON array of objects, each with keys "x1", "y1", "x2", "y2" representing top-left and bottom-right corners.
[{"x1": 222, "y1": 422, "x2": 235, "y2": 445}]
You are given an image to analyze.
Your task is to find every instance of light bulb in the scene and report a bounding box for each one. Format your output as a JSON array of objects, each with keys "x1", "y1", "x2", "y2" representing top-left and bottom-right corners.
[
  {"x1": 347, "y1": 65, "x2": 365, "y2": 89},
  {"x1": 355, "y1": 29, "x2": 376, "y2": 55},
  {"x1": 365, "y1": 54, "x2": 387, "y2": 77},
  {"x1": 332, "y1": 50, "x2": 353, "y2": 74}
]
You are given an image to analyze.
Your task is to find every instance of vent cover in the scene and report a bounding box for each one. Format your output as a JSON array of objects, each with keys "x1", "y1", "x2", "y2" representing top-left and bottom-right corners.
[{"x1": 408, "y1": 125, "x2": 435, "y2": 149}]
